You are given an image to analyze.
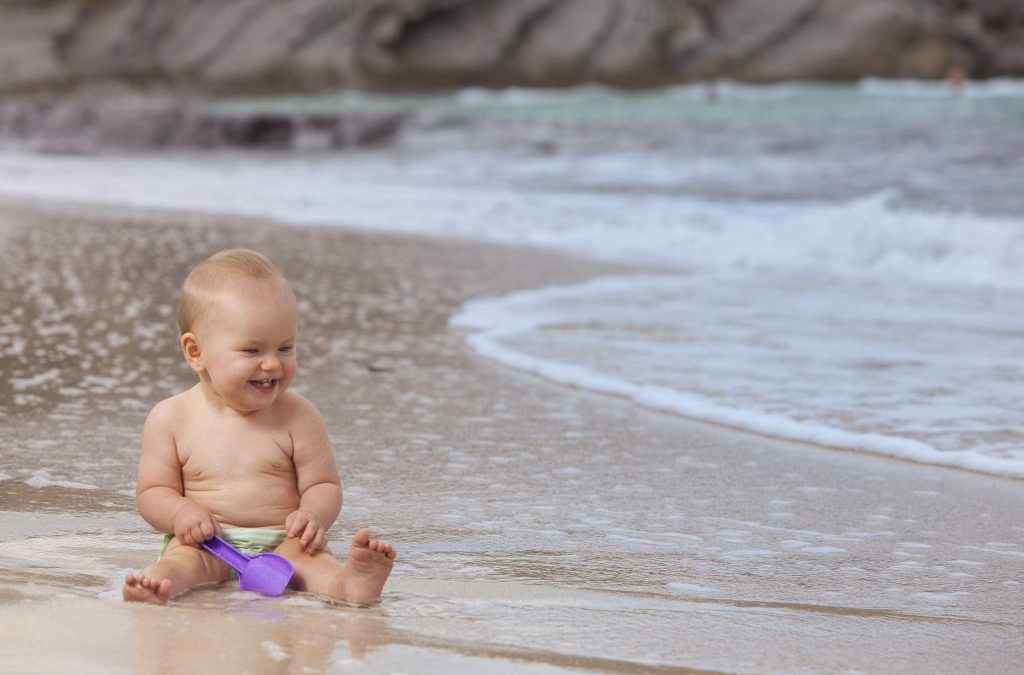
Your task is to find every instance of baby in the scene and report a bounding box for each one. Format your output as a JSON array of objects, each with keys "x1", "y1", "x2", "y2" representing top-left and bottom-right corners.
[{"x1": 123, "y1": 249, "x2": 395, "y2": 605}]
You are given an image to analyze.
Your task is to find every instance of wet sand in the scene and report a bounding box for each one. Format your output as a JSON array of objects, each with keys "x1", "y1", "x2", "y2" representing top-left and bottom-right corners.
[{"x1": 0, "y1": 199, "x2": 1021, "y2": 674}]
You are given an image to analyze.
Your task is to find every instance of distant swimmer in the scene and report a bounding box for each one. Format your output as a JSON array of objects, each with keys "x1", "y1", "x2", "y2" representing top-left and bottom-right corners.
[{"x1": 947, "y1": 66, "x2": 967, "y2": 95}]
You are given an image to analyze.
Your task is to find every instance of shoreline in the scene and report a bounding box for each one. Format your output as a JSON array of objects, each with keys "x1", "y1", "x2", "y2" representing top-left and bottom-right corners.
[
  {"x1": 453, "y1": 281, "x2": 1024, "y2": 482},
  {"x1": 2, "y1": 133, "x2": 1023, "y2": 480},
  {"x1": 5, "y1": 194, "x2": 1021, "y2": 482},
  {"x1": 0, "y1": 199, "x2": 1022, "y2": 673}
]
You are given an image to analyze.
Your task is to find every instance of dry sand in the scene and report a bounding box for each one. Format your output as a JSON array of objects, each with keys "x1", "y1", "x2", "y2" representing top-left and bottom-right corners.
[{"x1": 0, "y1": 200, "x2": 1021, "y2": 674}]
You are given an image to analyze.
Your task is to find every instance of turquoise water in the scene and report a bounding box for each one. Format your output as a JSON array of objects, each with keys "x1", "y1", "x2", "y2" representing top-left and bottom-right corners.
[{"x1": 213, "y1": 80, "x2": 1024, "y2": 127}]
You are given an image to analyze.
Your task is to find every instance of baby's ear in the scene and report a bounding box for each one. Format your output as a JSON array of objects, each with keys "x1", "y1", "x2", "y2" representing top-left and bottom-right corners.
[{"x1": 180, "y1": 333, "x2": 204, "y2": 373}]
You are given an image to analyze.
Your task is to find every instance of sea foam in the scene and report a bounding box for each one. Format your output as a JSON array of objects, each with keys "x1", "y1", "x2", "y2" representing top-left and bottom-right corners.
[{"x1": 452, "y1": 275, "x2": 1024, "y2": 478}]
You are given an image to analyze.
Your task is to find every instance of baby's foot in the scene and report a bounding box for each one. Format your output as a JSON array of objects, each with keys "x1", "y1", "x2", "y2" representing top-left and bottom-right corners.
[
  {"x1": 343, "y1": 528, "x2": 395, "y2": 605},
  {"x1": 122, "y1": 571, "x2": 173, "y2": 605}
]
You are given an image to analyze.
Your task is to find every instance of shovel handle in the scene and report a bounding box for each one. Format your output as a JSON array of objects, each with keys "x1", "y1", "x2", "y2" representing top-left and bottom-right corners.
[{"x1": 201, "y1": 535, "x2": 250, "y2": 574}]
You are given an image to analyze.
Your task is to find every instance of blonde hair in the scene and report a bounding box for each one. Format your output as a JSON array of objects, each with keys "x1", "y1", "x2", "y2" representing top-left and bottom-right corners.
[{"x1": 176, "y1": 249, "x2": 291, "y2": 335}]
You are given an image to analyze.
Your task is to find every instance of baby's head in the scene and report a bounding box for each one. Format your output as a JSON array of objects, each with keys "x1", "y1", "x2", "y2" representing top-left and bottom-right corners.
[
  {"x1": 177, "y1": 249, "x2": 294, "y2": 336},
  {"x1": 177, "y1": 249, "x2": 299, "y2": 413}
]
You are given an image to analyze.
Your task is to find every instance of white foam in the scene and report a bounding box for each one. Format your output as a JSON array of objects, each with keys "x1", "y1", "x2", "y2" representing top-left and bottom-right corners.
[
  {"x1": 781, "y1": 540, "x2": 810, "y2": 549},
  {"x1": 459, "y1": 78, "x2": 1024, "y2": 106},
  {"x1": 24, "y1": 470, "x2": 98, "y2": 490},
  {"x1": 668, "y1": 582, "x2": 716, "y2": 595},
  {"x1": 723, "y1": 549, "x2": 779, "y2": 558},
  {"x1": 452, "y1": 275, "x2": 1024, "y2": 478},
  {"x1": 914, "y1": 591, "x2": 964, "y2": 604},
  {"x1": 260, "y1": 641, "x2": 289, "y2": 662},
  {"x1": 860, "y1": 77, "x2": 1024, "y2": 98},
  {"x1": 1, "y1": 154, "x2": 1023, "y2": 291},
  {"x1": 10, "y1": 368, "x2": 62, "y2": 390}
]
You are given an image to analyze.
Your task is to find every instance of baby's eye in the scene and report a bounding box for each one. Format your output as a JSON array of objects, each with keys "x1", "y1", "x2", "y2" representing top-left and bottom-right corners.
[
  {"x1": 278, "y1": 345, "x2": 295, "y2": 354},
  {"x1": 242, "y1": 348, "x2": 260, "y2": 355}
]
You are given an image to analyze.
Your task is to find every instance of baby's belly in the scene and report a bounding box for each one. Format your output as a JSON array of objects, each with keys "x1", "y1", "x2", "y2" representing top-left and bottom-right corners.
[{"x1": 184, "y1": 478, "x2": 300, "y2": 528}]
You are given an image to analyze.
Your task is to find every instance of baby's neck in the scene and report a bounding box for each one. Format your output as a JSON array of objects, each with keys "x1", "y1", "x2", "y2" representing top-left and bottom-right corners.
[{"x1": 190, "y1": 381, "x2": 265, "y2": 418}]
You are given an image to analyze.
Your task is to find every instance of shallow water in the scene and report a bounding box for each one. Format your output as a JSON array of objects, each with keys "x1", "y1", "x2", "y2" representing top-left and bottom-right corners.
[
  {"x1": 453, "y1": 273, "x2": 1024, "y2": 475},
  {"x1": 1, "y1": 82, "x2": 1022, "y2": 475},
  {"x1": 1, "y1": 83, "x2": 1024, "y2": 672},
  {"x1": 1, "y1": 209, "x2": 1022, "y2": 673}
]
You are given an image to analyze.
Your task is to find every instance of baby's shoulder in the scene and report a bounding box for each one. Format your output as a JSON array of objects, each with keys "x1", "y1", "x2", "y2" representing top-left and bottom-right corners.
[
  {"x1": 145, "y1": 388, "x2": 196, "y2": 428},
  {"x1": 274, "y1": 392, "x2": 329, "y2": 450},
  {"x1": 275, "y1": 390, "x2": 324, "y2": 422}
]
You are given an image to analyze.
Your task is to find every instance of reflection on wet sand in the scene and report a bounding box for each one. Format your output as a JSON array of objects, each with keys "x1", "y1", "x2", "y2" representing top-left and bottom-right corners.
[
  {"x1": 1, "y1": 201, "x2": 1022, "y2": 672},
  {"x1": 128, "y1": 592, "x2": 388, "y2": 674}
]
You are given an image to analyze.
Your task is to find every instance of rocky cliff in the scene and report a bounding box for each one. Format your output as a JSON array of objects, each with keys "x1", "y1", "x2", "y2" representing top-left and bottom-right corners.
[{"x1": 1, "y1": 0, "x2": 1022, "y2": 96}]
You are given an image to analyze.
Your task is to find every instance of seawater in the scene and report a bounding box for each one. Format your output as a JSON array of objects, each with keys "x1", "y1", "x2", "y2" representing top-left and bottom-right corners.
[{"x1": 1, "y1": 81, "x2": 1022, "y2": 477}]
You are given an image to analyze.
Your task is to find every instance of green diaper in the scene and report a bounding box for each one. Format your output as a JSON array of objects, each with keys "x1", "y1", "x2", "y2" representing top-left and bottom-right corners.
[{"x1": 159, "y1": 526, "x2": 288, "y2": 560}]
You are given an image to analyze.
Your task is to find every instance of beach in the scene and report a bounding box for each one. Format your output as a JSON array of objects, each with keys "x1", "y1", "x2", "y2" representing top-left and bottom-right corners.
[
  {"x1": 2, "y1": 82, "x2": 1024, "y2": 673},
  {"x1": 0, "y1": 197, "x2": 1022, "y2": 674}
]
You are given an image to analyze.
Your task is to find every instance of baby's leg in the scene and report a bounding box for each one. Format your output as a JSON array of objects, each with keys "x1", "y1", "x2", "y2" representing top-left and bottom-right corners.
[
  {"x1": 123, "y1": 538, "x2": 231, "y2": 605},
  {"x1": 276, "y1": 528, "x2": 395, "y2": 605}
]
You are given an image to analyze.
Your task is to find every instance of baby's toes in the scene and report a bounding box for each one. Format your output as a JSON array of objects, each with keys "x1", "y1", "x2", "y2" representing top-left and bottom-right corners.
[{"x1": 366, "y1": 538, "x2": 396, "y2": 561}]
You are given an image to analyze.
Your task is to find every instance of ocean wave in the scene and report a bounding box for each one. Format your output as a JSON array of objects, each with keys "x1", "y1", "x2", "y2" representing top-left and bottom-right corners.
[
  {"x1": 859, "y1": 77, "x2": 1024, "y2": 98},
  {"x1": 457, "y1": 79, "x2": 1024, "y2": 107},
  {"x1": 452, "y1": 275, "x2": 1024, "y2": 479},
  {"x1": 0, "y1": 152, "x2": 1021, "y2": 291}
]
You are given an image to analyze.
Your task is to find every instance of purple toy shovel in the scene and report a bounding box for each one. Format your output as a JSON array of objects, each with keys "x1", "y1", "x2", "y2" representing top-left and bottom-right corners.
[{"x1": 201, "y1": 535, "x2": 294, "y2": 596}]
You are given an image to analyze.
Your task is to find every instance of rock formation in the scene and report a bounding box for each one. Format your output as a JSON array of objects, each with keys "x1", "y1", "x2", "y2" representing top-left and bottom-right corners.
[{"x1": 1, "y1": 0, "x2": 1022, "y2": 96}]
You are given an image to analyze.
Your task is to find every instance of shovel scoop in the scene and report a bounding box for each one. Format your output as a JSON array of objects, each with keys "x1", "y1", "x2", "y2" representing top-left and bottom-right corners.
[{"x1": 201, "y1": 535, "x2": 294, "y2": 596}]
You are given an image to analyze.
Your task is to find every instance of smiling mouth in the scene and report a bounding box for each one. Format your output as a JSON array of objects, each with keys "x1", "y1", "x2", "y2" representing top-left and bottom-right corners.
[{"x1": 249, "y1": 379, "x2": 278, "y2": 394}]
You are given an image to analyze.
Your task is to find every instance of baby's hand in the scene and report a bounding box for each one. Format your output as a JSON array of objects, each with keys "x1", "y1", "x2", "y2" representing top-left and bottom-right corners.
[
  {"x1": 172, "y1": 501, "x2": 221, "y2": 547},
  {"x1": 285, "y1": 509, "x2": 327, "y2": 554}
]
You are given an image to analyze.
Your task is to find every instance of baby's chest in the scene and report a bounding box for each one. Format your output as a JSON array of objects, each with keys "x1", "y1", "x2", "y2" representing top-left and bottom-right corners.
[{"x1": 179, "y1": 425, "x2": 294, "y2": 481}]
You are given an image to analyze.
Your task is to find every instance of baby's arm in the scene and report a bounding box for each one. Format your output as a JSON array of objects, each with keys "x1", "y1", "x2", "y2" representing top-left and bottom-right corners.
[
  {"x1": 136, "y1": 399, "x2": 221, "y2": 547},
  {"x1": 285, "y1": 396, "x2": 341, "y2": 553}
]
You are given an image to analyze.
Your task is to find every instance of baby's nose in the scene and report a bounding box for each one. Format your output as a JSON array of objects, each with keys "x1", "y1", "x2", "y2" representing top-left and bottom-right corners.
[{"x1": 260, "y1": 354, "x2": 281, "y2": 372}]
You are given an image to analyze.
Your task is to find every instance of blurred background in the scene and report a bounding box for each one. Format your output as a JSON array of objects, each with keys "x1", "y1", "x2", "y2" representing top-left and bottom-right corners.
[
  {"x1": 2, "y1": 3, "x2": 1024, "y2": 672},
  {"x1": 1, "y1": 0, "x2": 1023, "y2": 150}
]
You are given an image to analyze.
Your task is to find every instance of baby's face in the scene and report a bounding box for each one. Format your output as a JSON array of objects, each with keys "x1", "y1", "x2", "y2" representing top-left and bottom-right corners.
[{"x1": 194, "y1": 283, "x2": 298, "y2": 414}]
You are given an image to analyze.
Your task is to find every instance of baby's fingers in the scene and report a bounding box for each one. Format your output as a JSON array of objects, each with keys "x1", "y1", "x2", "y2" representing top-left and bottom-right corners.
[
  {"x1": 299, "y1": 521, "x2": 320, "y2": 549},
  {"x1": 287, "y1": 513, "x2": 310, "y2": 538},
  {"x1": 190, "y1": 524, "x2": 208, "y2": 547},
  {"x1": 174, "y1": 521, "x2": 193, "y2": 546},
  {"x1": 199, "y1": 519, "x2": 217, "y2": 542},
  {"x1": 307, "y1": 528, "x2": 327, "y2": 553}
]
